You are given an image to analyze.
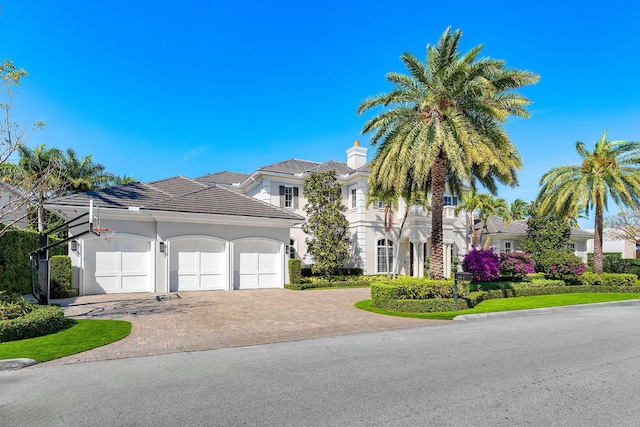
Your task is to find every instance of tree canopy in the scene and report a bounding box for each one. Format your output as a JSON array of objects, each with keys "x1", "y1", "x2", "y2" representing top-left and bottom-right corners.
[{"x1": 358, "y1": 27, "x2": 539, "y2": 278}]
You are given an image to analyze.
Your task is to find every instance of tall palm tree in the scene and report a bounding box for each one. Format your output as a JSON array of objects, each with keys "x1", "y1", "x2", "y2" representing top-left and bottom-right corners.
[
  {"x1": 63, "y1": 148, "x2": 113, "y2": 193},
  {"x1": 357, "y1": 27, "x2": 539, "y2": 279},
  {"x1": 537, "y1": 130, "x2": 640, "y2": 273},
  {"x1": 509, "y1": 199, "x2": 529, "y2": 220},
  {"x1": 454, "y1": 188, "x2": 485, "y2": 251},
  {"x1": 10, "y1": 144, "x2": 65, "y2": 232}
]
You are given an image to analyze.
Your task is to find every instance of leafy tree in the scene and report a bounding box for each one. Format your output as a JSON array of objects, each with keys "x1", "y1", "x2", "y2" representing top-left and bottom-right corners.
[
  {"x1": 0, "y1": 60, "x2": 50, "y2": 235},
  {"x1": 475, "y1": 195, "x2": 509, "y2": 250},
  {"x1": 521, "y1": 203, "x2": 571, "y2": 271},
  {"x1": 537, "y1": 131, "x2": 640, "y2": 273},
  {"x1": 605, "y1": 210, "x2": 640, "y2": 244},
  {"x1": 302, "y1": 171, "x2": 351, "y2": 278},
  {"x1": 357, "y1": 27, "x2": 539, "y2": 279}
]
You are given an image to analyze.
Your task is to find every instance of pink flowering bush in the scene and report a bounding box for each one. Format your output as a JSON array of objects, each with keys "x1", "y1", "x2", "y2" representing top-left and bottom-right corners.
[
  {"x1": 499, "y1": 251, "x2": 535, "y2": 281},
  {"x1": 538, "y1": 250, "x2": 587, "y2": 283},
  {"x1": 462, "y1": 247, "x2": 500, "y2": 282}
]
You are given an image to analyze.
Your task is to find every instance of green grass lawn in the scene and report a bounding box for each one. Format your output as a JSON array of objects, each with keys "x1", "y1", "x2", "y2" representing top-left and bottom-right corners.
[
  {"x1": 0, "y1": 319, "x2": 131, "y2": 362},
  {"x1": 356, "y1": 293, "x2": 640, "y2": 321}
]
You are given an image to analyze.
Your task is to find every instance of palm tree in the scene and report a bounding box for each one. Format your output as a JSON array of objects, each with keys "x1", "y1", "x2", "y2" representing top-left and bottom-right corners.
[
  {"x1": 8, "y1": 144, "x2": 65, "y2": 232},
  {"x1": 537, "y1": 130, "x2": 640, "y2": 273},
  {"x1": 476, "y1": 195, "x2": 509, "y2": 250},
  {"x1": 358, "y1": 27, "x2": 539, "y2": 279},
  {"x1": 63, "y1": 148, "x2": 113, "y2": 193},
  {"x1": 509, "y1": 199, "x2": 529, "y2": 220},
  {"x1": 454, "y1": 189, "x2": 485, "y2": 251}
]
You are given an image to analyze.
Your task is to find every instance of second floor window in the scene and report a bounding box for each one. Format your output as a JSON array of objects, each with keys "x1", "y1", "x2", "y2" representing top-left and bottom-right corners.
[
  {"x1": 279, "y1": 186, "x2": 299, "y2": 208},
  {"x1": 444, "y1": 196, "x2": 458, "y2": 206},
  {"x1": 351, "y1": 188, "x2": 357, "y2": 208}
]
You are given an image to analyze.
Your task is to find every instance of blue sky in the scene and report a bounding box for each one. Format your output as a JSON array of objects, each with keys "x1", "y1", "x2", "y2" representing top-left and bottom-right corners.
[{"x1": 2, "y1": 1, "x2": 639, "y2": 227}]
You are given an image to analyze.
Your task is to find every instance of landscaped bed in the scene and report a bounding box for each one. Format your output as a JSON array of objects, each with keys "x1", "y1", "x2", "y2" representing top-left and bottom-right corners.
[{"x1": 370, "y1": 273, "x2": 640, "y2": 314}]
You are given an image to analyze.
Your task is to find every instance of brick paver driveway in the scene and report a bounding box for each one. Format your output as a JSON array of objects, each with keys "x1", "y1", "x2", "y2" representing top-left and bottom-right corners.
[{"x1": 42, "y1": 288, "x2": 445, "y2": 366}]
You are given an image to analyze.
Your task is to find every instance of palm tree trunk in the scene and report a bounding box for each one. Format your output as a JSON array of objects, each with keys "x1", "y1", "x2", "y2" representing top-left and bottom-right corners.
[
  {"x1": 393, "y1": 206, "x2": 410, "y2": 279},
  {"x1": 593, "y1": 200, "x2": 604, "y2": 274},
  {"x1": 429, "y1": 151, "x2": 446, "y2": 279}
]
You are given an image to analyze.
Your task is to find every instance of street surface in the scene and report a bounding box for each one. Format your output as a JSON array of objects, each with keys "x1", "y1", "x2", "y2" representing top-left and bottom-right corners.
[{"x1": 2, "y1": 303, "x2": 640, "y2": 426}]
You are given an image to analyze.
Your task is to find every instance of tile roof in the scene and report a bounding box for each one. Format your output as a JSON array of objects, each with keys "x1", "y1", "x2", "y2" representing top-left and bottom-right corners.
[
  {"x1": 257, "y1": 159, "x2": 320, "y2": 175},
  {"x1": 47, "y1": 176, "x2": 303, "y2": 221},
  {"x1": 195, "y1": 171, "x2": 251, "y2": 185},
  {"x1": 307, "y1": 160, "x2": 354, "y2": 175},
  {"x1": 474, "y1": 216, "x2": 594, "y2": 238}
]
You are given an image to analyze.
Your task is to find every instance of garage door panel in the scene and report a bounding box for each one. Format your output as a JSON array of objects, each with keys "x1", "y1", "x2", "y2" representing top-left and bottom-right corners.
[
  {"x1": 170, "y1": 238, "x2": 228, "y2": 291},
  {"x1": 85, "y1": 237, "x2": 152, "y2": 295},
  {"x1": 233, "y1": 240, "x2": 282, "y2": 289}
]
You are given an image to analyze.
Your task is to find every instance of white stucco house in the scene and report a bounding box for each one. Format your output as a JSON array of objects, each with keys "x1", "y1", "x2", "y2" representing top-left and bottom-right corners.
[
  {"x1": 586, "y1": 229, "x2": 640, "y2": 259},
  {"x1": 197, "y1": 141, "x2": 469, "y2": 279},
  {"x1": 46, "y1": 177, "x2": 304, "y2": 295},
  {"x1": 474, "y1": 217, "x2": 593, "y2": 262},
  {"x1": 45, "y1": 141, "x2": 470, "y2": 295}
]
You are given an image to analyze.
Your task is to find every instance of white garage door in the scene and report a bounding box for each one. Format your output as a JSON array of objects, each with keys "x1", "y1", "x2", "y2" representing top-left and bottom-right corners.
[
  {"x1": 233, "y1": 240, "x2": 282, "y2": 289},
  {"x1": 84, "y1": 237, "x2": 152, "y2": 294},
  {"x1": 169, "y1": 238, "x2": 227, "y2": 291}
]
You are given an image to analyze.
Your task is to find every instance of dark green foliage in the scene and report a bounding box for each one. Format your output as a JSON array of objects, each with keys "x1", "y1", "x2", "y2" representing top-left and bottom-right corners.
[
  {"x1": 302, "y1": 171, "x2": 351, "y2": 277},
  {"x1": 50, "y1": 255, "x2": 77, "y2": 298},
  {"x1": 286, "y1": 274, "x2": 381, "y2": 290},
  {"x1": 391, "y1": 277, "x2": 466, "y2": 299},
  {"x1": 587, "y1": 253, "x2": 640, "y2": 275},
  {"x1": 577, "y1": 272, "x2": 638, "y2": 286},
  {"x1": 0, "y1": 292, "x2": 34, "y2": 320},
  {"x1": 0, "y1": 305, "x2": 67, "y2": 342},
  {"x1": 0, "y1": 230, "x2": 67, "y2": 295},
  {"x1": 521, "y1": 206, "x2": 572, "y2": 272},
  {"x1": 370, "y1": 282, "x2": 469, "y2": 312},
  {"x1": 300, "y1": 267, "x2": 363, "y2": 277},
  {"x1": 288, "y1": 259, "x2": 302, "y2": 285}
]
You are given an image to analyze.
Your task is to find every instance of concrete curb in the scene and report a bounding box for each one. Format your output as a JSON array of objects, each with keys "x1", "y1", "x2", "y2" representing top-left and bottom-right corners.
[
  {"x1": 0, "y1": 358, "x2": 38, "y2": 372},
  {"x1": 454, "y1": 299, "x2": 640, "y2": 321}
]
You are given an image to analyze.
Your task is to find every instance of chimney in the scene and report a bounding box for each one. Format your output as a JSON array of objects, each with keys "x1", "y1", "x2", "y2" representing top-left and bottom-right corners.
[{"x1": 346, "y1": 140, "x2": 367, "y2": 170}]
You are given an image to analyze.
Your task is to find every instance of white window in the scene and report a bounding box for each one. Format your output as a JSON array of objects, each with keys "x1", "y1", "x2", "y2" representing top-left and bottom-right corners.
[
  {"x1": 377, "y1": 200, "x2": 385, "y2": 209},
  {"x1": 279, "y1": 186, "x2": 299, "y2": 208},
  {"x1": 569, "y1": 242, "x2": 576, "y2": 252},
  {"x1": 377, "y1": 239, "x2": 393, "y2": 273},
  {"x1": 504, "y1": 241, "x2": 512, "y2": 253},
  {"x1": 444, "y1": 196, "x2": 458, "y2": 206},
  {"x1": 350, "y1": 187, "x2": 357, "y2": 208}
]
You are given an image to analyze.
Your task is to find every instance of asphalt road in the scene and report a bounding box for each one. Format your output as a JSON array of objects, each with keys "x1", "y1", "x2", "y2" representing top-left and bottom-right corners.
[{"x1": 2, "y1": 303, "x2": 640, "y2": 426}]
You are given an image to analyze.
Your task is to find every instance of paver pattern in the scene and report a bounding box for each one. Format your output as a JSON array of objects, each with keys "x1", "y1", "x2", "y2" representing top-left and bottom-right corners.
[{"x1": 39, "y1": 288, "x2": 445, "y2": 366}]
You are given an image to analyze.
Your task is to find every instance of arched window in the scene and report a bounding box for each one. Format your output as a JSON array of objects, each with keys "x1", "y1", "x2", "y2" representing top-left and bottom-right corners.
[
  {"x1": 289, "y1": 238, "x2": 296, "y2": 259},
  {"x1": 377, "y1": 239, "x2": 393, "y2": 274}
]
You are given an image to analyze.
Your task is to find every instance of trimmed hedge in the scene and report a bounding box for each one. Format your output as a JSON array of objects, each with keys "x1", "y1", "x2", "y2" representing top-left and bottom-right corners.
[
  {"x1": 288, "y1": 259, "x2": 302, "y2": 285},
  {"x1": 371, "y1": 282, "x2": 469, "y2": 312},
  {"x1": 0, "y1": 305, "x2": 67, "y2": 342},
  {"x1": 0, "y1": 230, "x2": 67, "y2": 295},
  {"x1": 286, "y1": 278, "x2": 373, "y2": 290},
  {"x1": 50, "y1": 255, "x2": 77, "y2": 298},
  {"x1": 577, "y1": 272, "x2": 638, "y2": 286},
  {"x1": 300, "y1": 267, "x2": 363, "y2": 277}
]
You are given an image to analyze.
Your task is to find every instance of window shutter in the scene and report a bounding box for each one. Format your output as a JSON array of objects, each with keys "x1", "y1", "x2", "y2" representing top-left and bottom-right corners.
[
  {"x1": 293, "y1": 187, "x2": 299, "y2": 209},
  {"x1": 279, "y1": 186, "x2": 285, "y2": 207}
]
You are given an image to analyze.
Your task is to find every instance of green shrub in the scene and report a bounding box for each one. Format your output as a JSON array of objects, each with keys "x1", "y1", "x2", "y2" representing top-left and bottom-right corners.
[
  {"x1": 537, "y1": 250, "x2": 586, "y2": 282},
  {"x1": 285, "y1": 275, "x2": 381, "y2": 290},
  {"x1": 577, "y1": 272, "x2": 638, "y2": 286},
  {"x1": 50, "y1": 255, "x2": 77, "y2": 298},
  {"x1": 288, "y1": 259, "x2": 302, "y2": 284},
  {"x1": 0, "y1": 292, "x2": 34, "y2": 320},
  {"x1": 391, "y1": 277, "x2": 464, "y2": 299},
  {"x1": 0, "y1": 305, "x2": 67, "y2": 342},
  {"x1": 370, "y1": 282, "x2": 469, "y2": 312},
  {"x1": 300, "y1": 267, "x2": 363, "y2": 277},
  {"x1": 0, "y1": 230, "x2": 67, "y2": 295}
]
